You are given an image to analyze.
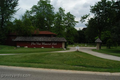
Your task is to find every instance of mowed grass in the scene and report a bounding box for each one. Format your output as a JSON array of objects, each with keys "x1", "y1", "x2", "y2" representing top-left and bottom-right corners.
[
  {"x1": 0, "y1": 51, "x2": 120, "y2": 72},
  {"x1": 93, "y1": 47, "x2": 120, "y2": 57},
  {"x1": 0, "y1": 45, "x2": 63, "y2": 54}
]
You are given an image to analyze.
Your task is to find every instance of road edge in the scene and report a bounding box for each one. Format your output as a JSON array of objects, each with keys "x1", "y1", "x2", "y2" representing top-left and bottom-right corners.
[{"x1": 0, "y1": 65, "x2": 120, "y2": 76}]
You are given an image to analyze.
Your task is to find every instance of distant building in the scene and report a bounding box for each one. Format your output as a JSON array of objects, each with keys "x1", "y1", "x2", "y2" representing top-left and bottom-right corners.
[{"x1": 7, "y1": 31, "x2": 67, "y2": 48}]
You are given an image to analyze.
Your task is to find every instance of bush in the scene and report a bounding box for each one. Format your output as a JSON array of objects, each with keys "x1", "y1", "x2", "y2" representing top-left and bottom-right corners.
[{"x1": 106, "y1": 39, "x2": 113, "y2": 49}]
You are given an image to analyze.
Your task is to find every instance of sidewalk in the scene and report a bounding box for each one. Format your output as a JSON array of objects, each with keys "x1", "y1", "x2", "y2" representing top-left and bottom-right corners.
[
  {"x1": 0, "y1": 54, "x2": 15, "y2": 55},
  {"x1": 72, "y1": 47, "x2": 120, "y2": 61}
]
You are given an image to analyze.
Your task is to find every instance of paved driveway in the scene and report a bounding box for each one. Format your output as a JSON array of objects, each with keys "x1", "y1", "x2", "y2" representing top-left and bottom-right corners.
[
  {"x1": 0, "y1": 54, "x2": 15, "y2": 55},
  {"x1": 70, "y1": 47, "x2": 120, "y2": 61}
]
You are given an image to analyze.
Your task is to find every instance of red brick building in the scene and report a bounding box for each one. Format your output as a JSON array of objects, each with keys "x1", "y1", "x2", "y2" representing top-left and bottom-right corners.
[{"x1": 7, "y1": 31, "x2": 67, "y2": 48}]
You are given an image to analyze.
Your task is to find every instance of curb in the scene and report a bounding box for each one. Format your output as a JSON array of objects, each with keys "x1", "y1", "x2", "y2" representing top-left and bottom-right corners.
[{"x1": 0, "y1": 66, "x2": 120, "y2": 76}]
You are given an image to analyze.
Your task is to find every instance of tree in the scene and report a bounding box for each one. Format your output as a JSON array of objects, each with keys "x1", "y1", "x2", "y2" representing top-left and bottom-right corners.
[
  {"x1": 112, "y1": 0, "x2": 120, "y2": 45},
  {"x1": 53, "y1": 7, "x2": 66, "y2": 37},
  {"x1": 90, "y1": 0, "x2": 114, "y2": 39},
  {"x1": 85, "y1": 18, "x2": 98, "y2": 43},
  {"x1": 0, "y1": 0, "x2": 18, "y2": 43},
  {"x1": 30, "y1": 0, "x2": 54, "y2": 31},
  {"x1": 76, "y1": 29, "x2": 86, "y2": 43},
  {"x1": 64, "y1": 12, "x2": 78, "y2": 44},
  {"x1": 80, "y1": 0, "x2": 119, "y2": 46},
  {"x1": 13, "y1": 18, "x2": 34, "y2": 36}
]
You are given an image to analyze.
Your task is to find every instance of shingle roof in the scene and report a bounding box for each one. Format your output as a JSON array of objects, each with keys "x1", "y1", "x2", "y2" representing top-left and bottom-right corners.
[
  {"x1": 95, "y1": 38, "x2": 102, "y2": 43},
  {"x1": 34, "y1": 31, "x2": 57, "y2": 35},
  {"x1": 9, "y1": 31, "x2": 57, "y2": 35},
  {"x1": 14, "y1": 37, "x2": 67, "y2": 42}
]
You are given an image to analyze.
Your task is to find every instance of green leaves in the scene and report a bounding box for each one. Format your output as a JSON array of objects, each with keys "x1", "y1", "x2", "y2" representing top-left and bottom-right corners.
[
  {"x1": 30, "y1": 0, "x2": 54, "y2": 31},
  {"x1": 80, "y1": 14, "x2": 90, "y2": 23},
  {"x1": 81, "y1": 0, "x2": 120, "y2": 45},
  {"x1": 0, "y1": 0, "x2": 79, "y2": 44},
  {"x1": 53, "y1": 7, "x2": 78, "y2": 44},
  {"x1": 0, "y1": 0, "x2": 18, "y2": 44},
  {"x1": 13, "y1": 18, "x2": 34, "y2": 36}
]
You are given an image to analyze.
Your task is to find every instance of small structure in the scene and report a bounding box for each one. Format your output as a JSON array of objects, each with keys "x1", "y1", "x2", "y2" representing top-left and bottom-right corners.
[
  {"x1": 8, "y1": 31, "x2": 67, "y2": 48},
  {"x1": 95, "y1": 38, "x2": 102, "y2": 50},
  {"x1": 14, "y1": 37, "x2": 66, "y2": 48}
]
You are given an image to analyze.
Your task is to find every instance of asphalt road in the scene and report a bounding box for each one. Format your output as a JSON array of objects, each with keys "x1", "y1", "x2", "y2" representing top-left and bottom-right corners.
[{"x1": 0, "y1": 66, "x2": 120, "y2": 80}]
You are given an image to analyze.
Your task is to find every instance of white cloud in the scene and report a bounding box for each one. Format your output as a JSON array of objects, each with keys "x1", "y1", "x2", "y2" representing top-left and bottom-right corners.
[{"x1": 15, "y1": 0, "x2": 101, "y2": 29}]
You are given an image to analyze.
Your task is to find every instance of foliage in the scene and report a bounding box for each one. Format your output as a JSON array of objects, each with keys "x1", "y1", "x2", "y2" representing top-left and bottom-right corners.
[
  {"x1": 80, "y1": 14, "x2": 90, "y2": 23},
  {"x1": 64, "y1": 12, "x2": 78, "y2": 44},
  {"x1": 0, "y1": 51, "x2": 120, "y2": 72},
  {"x1": 76, "y1": 29, "x2": 86, "y2": 43},
  {"x1": 53, "y1": 7, "x2": 78, "y2": 44},
  {"x1": 30, "y1": 0, "x2": 54, "y2": 31},
  {"x1": 0, "y1": 0, "x2": 18, "y2": 44},
  {"x1": 106, "y1": 39, "x2": 113, "y2": 49},
  {"x1": 53, "y1": 7, "x2": 66, "y2": 37},
  {"x1": 0, "y1": 0, "x2": 82, "y2": 45},
  {"x1": 85, "y1": 18, "x2": 98, "y2": 43},
  {"x1": 81, "y1": 0, "x2": 120, "y2": 47},
  {"x1": 13, "y1": 19, "x2": 35, "y2": 36},
  {"x1": 9, "y1": 0, "x2": 78, "y2": 44}
]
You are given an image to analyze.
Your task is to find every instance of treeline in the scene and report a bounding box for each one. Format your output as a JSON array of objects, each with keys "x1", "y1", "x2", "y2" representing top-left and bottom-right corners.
[
  {"x1": 81, "y1": 0, "x2": 120, "y2": 48},
  {"x1": 0, "y1": 0, "x2": 80, "y2": 44},
  {"x1": 1, "y1": 0, "x2": 120, "y2": 47}
]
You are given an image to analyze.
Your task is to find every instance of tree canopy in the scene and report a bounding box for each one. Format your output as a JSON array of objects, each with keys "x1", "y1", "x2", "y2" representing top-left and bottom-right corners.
[
  {"x1": 81, "y1": 0, "x2": 120, "y2": 48},
  {"x1": 0, "y1": 0, "x2": 78, "y2": 44},
  {"x1": 0, "y1": 0, "x2": 18, "y2": 43}
]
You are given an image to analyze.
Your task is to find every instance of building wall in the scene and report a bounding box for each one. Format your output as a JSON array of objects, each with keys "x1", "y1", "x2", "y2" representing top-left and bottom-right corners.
[
  {"x1": 62, "y1": 42, "x2": 65, "y2": 48},
  {"x1": 16, "y1": 42, "x2": 63, "y2": 48}
]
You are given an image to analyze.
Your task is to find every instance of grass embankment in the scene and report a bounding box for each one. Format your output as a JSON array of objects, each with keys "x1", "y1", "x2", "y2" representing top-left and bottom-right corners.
[
  {"x1": 93, "y1": 47, "x2": 120, "y2": 57},
  {"x1": 0, "y1": 45, "x2": 120, "y2": 72},
  {"x1": 0, "y1": 51, "x2": 120, "y2": 72},
  {"x1": 0, "y1": 45, "x2": 63, "y2": 54}
]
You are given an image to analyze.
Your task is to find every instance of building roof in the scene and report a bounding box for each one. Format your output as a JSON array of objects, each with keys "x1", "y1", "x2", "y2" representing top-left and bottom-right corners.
[
  {"x1": 14, "y1": 37, "x2": 67, "y2": 42},
  {"x1": 34, "y1": 31, "x2": 57, "y2": 35},
  {"x1": 95, "y1": 38, "x2": 102, "y2": 43},
  {"x1": 9, "y1": 31, "x2": 57, "y2": 35}
]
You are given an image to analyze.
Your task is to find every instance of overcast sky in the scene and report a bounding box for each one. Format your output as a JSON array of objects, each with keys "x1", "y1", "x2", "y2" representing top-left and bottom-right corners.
[{"x1": 14, "y1": 0, "x2": 101, "y2": 30}]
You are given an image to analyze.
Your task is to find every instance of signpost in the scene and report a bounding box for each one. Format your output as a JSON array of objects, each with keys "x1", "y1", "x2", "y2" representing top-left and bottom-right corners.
[{"x1": 95, "y1": 38, "x2": 102, "y2": 50}]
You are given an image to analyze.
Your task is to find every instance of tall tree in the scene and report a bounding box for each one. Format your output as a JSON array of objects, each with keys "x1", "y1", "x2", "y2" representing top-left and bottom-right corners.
[
  {"x1": 54, "y1": 8, "x2": 78, "y2": 44},
  {"x1": 81, "y1": 0, "x2": 115, "y2": 42},
  {"x1": 64, "y1": 12, "x2": 78, "y2": 44},
  {"x1": 112, "y1": 0, "x2": 120, "y2": 44},
  {"x1": 13, "y1": 18, "x2": 34, "y2": 36},
  {"x1": 30, "y1": 0, "x2": 54, "y2": 31},
  {"x1": 85, "y1": 18, "x2": 99, "y2": 43},
  {"x1": 80, "y1": 0, "x2": 120, "y2": 48},
  {"x1": 53, "y1": 7, "x2": 65, "y2": 37},
  {"x1": 90, "y1": 0, "x2": 114, "y2": 39},
  {"x1": 0, "y1": 0, "x2": 18, "y2": 43}
]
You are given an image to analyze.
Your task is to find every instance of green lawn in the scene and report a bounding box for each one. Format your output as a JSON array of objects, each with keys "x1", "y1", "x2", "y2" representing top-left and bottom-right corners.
[
  {"x1": 0, "y1": 45, "x2": 63, "y2": 54},
  {"x1": 0, "y1": 51, "x2": 120, "y2": 72},
  {"x1": 0, "y1": 45, "x2": 120, "y2": 72},
  {"x1": 93, "y1": 47, "x2": 120, "y2": 57}
]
